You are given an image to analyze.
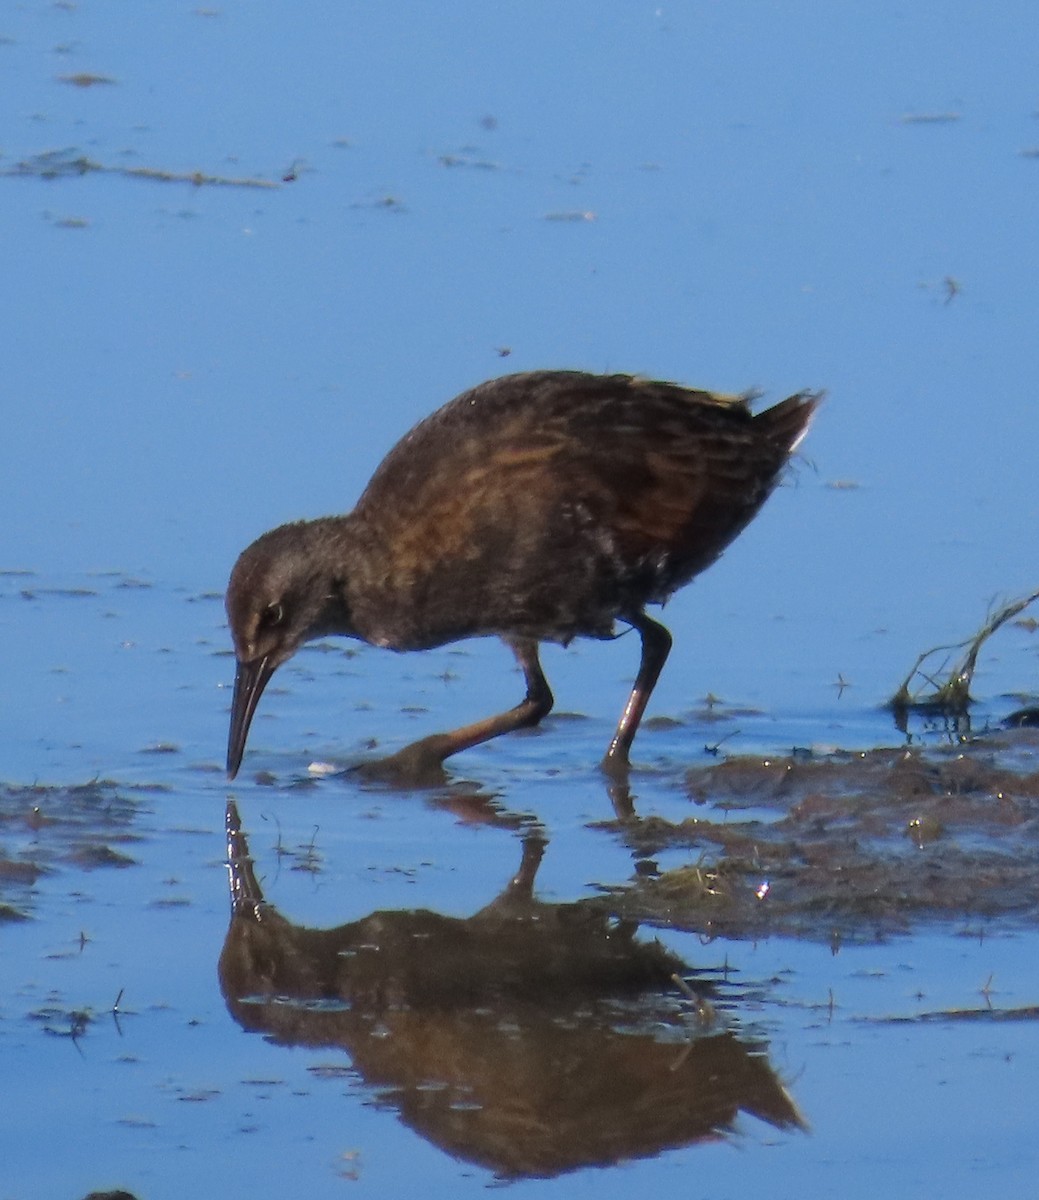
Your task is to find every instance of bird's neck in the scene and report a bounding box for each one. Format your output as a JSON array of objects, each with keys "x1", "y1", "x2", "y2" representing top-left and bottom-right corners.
[
  {"x1": 292, "y1": 515, "x2": 369, "y2": 641},
  {"x1": 307, "y1": 512, "x2": 407, "y2": 649}
]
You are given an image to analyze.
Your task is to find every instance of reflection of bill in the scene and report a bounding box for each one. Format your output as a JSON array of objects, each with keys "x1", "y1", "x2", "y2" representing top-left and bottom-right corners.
[{"x1": 219, "y1": 802, "x2": 804, "y2": 1179}]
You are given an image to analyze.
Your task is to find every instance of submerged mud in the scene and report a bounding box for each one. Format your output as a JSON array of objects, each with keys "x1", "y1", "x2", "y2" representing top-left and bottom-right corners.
[
  {"x1": 603, "y1": 728, "x2": 1039, "y2": 943},
  {"x1": 0, "y1": 781, "x2": 148, "y2": 921}
]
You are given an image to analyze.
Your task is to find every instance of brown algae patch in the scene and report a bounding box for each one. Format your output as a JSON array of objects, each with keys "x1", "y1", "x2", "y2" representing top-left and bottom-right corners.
[{"x1": 603, "y1": 730, "x2": 1039, "y2": 943}]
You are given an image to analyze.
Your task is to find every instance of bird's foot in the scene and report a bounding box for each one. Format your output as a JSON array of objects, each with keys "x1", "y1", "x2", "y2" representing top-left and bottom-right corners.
[
  {"x1": 599, "y1": 746, "x2": 632, "y2": 782},
  {"x1": 351, "y1": 734, "x2": 453, "y2": 788}
]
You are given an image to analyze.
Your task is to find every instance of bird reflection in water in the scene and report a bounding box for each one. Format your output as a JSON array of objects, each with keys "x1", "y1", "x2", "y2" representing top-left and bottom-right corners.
[{"x1": 219, "y1": 801, "x2": 804, "y2": 1178}]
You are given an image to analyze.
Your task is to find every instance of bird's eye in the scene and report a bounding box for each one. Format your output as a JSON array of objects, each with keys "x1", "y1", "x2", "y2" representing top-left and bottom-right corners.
[{"x1": 260, "y1": 601, "x2": 285, "y2": 630}]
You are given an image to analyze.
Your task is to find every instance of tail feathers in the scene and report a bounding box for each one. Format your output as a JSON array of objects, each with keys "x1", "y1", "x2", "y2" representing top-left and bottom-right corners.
[{"x1": 756, "y1": 390, "x2": 822, "y2": 455}]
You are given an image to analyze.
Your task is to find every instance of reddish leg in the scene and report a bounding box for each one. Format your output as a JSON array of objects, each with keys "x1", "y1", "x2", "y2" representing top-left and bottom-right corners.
[
  {"x1": 602, "y1": 612, "x2": 673, "y2": 775},
  {"x1": 367, "y1": 638, "x2": 553, "y2": 783}
]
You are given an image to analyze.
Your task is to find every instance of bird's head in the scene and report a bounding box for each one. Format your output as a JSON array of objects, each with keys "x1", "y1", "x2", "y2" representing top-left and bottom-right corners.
[{"x1": 224, "y1": 520, "x2": 350, "y2": 779}]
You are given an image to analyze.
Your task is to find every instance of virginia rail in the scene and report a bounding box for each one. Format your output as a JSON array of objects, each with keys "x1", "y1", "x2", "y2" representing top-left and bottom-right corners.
[{"x1": 226, "y1": 370, "x2": 818, "y2": 781}]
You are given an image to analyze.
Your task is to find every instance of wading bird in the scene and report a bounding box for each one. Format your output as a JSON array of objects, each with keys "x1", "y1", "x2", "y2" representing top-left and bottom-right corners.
[{"x1": 225, "y1": 370, "x2": 818, "y2": 781}]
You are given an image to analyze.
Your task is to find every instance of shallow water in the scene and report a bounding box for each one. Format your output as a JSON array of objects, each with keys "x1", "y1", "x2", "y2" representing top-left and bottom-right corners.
[
  {"x1": 5, "y1": 573, "x2": 1039, "y2": 1199},
  {"x1": 4, "y1": 3, "x2": 1039, "y2": 1197}
]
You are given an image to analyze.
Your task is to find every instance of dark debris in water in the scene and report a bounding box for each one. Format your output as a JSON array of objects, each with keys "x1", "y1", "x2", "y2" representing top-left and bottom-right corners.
[
  {"x1": 20, "y1": 586, "x2": 99, "y2": 599},
  {"x1": 57, "y1": 72, "x2": 117, "y2": 87},
  {"x1": 139, "y1": 741, "x2": 180, "y2": 755},
  {"x1": 0, "y1": 781, "x2": 146, "y2": 918},
  {"x1": 0, "y1": 857, "x2": 48, "y2": 884},
  {"x1": 2, "y1": 148, "x2": 279, "y2": 190},
  {"x1": 898, "y1": 111, "x2": 962, "y2": 124},
  {"x1": 602, "y1": 731, "x2": 1039, "y2": 944},
  {"x1": 29, "y1": 1004, "x2": 94, "y2": 1039},
  {"x1": 66, "y1": 844, "x2": 137, "y2": 870},
  {"x1": 862, "y1": 1002, "x2": 1039, "y2": 1026}
]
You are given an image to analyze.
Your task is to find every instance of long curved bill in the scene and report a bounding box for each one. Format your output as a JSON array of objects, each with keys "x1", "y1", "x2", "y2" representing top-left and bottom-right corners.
[{"x1": 226, "y1": 655, "x2": 276, "y2": 779}]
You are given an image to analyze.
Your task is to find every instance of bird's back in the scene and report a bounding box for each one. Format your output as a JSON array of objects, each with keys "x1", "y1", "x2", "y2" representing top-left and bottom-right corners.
[{"x1": 348, "y1": 372, "x2": 817, "y2": 648}]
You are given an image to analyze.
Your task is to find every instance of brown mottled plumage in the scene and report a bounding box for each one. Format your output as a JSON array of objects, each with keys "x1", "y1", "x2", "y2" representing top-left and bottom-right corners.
[{"x1": 226, "y1": 370, "x2": 819, "y2": 780}]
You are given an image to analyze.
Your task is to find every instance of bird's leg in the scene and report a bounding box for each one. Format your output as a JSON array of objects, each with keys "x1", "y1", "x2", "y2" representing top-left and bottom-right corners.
[
  {"x1": 361, "y1": 639, "x2": 553, "y2": 785},
  {"x1": 420, "y1": 636, "x2": 553, "y2": 756},
  {"x1": 602, "y1": 612, "x2": 672, "y2": 776}
]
